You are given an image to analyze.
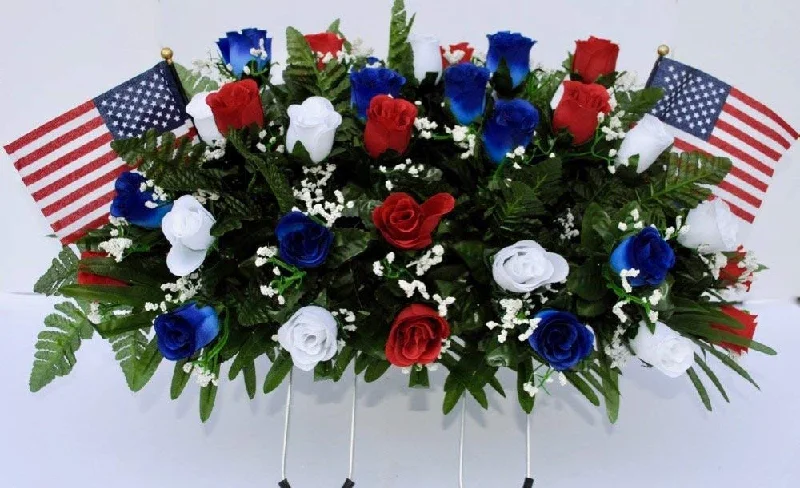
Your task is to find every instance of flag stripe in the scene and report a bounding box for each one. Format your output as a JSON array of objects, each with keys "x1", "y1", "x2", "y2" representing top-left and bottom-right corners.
[
  {"x1": 61, "y1": 214, "x2": 110, "y2": 244},
  {"x1": 707, "y1": 135, "x2": 775, "y2": 177},
  {"x1": 722, "y1": 104, "x2": 791, "y2": 149},
  {"x1": 12, "y1": 117, "x2": 105, "y2": 171},
  {"x1": 715, "y1": 119, "x2": 782, "y2": 161},
  {"x1": 674, "y1": 137, "x2": 770, "y2": 193},
  {"x1": 41, "y1": 163, "x2": 126, "y2": 217},
  {"x1": 30, "y1": 150, "x2": 118, "y2": 202},
  {"x1": 3, "y1": 101, "x2": 95, "y2": 155},
  {"x1": 729, "y1": 87, "x2": 799, "y2": 140},
  {"x1": 719, "y1": 196, "x2": 755, "y2": 223},
  {"x1": 21, "y1": 133, "x2": 114, "y2": 186},
  {"x1": 717, "y1": 179, "x2": 762, "y2": 208},
  {"x1": 51, "y1": 190, "x2": 116, "y2": 232}
]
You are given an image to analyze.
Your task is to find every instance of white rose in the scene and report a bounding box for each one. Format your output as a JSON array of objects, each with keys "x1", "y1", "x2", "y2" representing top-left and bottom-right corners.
[
  {"x1": 492, "y1": 240, "x2": 569, "y2": 293},
  {"x1": 286, "y1": 96, "x2": 343, "y2": 163},
  {"x1": 161, "y1": 195, "x2": 216, "y2": 277},
  {"x1": 678, "y1": 199, "x2": 739, "y2": 253},
  {"x1": 185, "y1": 91, "x2": 223, "y2": 143},
  {"x1": 615, "y1": 114, "x2": 674, "y2": 173},
  {"x1": 631, "y1": 321, "x2": 695, "y2": 378},
  {"x1": 277, "y1": 306, "x2": 338, "y2": 371},
  {"x1": 409, "y1": 34, "x2": 443, "y2": 83}
]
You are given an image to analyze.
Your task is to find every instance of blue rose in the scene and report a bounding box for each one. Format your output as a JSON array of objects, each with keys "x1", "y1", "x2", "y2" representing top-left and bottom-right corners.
[
  {"x1": 481, "y1": 99, "x2": 539, "y2": 163},
  {"x1": 217, "y1": 28, "x2": 272, "y2": 78},
  {"x1": 610, "y1": 227, "x2": 676, "y2": 287},
  {"x1": 110, "y1": 171, "x2": 172, "y2": 228},
  {"x1": 154, "y1": 303, "x2": 220, "y2": 361},
  {"x1": 528, "y1": 310, "x2": 594, "y2": 371},
  {"x1": 444, "y1": 63, "x2": 491, "y2": 125},
  {"x1": 350, "y1": 67, "x2": 406, "y2": 119},
  {"x1": 486, "y1": 31, "x2": 536, "y2": 88},
  {"x1": 275, "y1": 212, "x2": 334, "y2": 268}
]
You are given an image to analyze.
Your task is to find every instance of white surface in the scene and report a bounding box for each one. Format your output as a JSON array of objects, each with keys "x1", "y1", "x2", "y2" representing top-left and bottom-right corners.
[
  {"x1": 1, "y1": 1, "x2": 800, "y2": 487},
  {"x1": 1, "y1": 293, "x2": 798, "y2": 487}
]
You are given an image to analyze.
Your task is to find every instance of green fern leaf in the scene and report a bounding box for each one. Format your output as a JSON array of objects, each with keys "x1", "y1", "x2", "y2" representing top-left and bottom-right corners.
[
  {"x1": 34, "y1": 246, "x2": 79, "y2": 296},
  {"x1": 387, "y1": 0, "x2": 415, "y2": 80},
  {"x1": 110, "y1": 330, "x2": 163, "y2": 392},
  {"x1": 173, "y1": 63, "x2": 220, "y2": 100},
  {"x1": 29, "y1": 301, "x2": 94, "y2": 392},
  {"x1": 647, "y1": 152, "x2": 732, "y2": 208},
  {"x1": 285, "y1": 26, "x2": 318, "y2": 97}
]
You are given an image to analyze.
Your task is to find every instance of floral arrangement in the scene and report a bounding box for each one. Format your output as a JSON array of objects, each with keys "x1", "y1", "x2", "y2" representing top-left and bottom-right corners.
[{"x1": 30, "y1": 0, "x2": 772, "y2": 422}]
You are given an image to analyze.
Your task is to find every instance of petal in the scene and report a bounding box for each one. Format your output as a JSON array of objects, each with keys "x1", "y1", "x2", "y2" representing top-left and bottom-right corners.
[
  {"x1": 193, "y1": 306, "x2": 220, "y2": 351},
  {"x1": 166, "y1": 243, "x2": 208, "y2": 277},
  {"x1": 543, "y1": 252, "x2": 570, "y2": 285},
  {"x1": 609, "y1": 236, "x2": 635, "y2": 274}
]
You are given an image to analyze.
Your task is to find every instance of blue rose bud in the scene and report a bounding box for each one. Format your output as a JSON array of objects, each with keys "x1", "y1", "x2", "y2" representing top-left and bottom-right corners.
[
  {"x1": 217, "y1": 28, "x2": 272, "y2": 78},
  {"x1": 444, "y1": 63, "x2": 491, "y2": 125},
  {"x1": 275, "y1": 212, "x2": 334, "y2": 269},
  {"x1": 610, "y1": 227, "x2": 676, "y2": 287},
  {"x1": 154, "y1": 303, "x2": 220, "y2": 361},
  {"x1": 110, "y1": 171, "x2": 172, "y2": 228},
  {"x1": 486, "y1": 31, "x2": 536, "y2": 88},
  {"x1": 528, "y1": 310, "x2": 594, "y2": 371},
  {"x1": 350, "y1": 67, "x2": 406, "y2": 119},
  {"x1": 481, "y1": 99, "x2": 539, "y2": 163}
]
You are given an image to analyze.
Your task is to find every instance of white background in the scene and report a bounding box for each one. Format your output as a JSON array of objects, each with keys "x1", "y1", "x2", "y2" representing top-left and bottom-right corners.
[{"x1": 1, "y1": 1, "x2": 799, "y2": 487}]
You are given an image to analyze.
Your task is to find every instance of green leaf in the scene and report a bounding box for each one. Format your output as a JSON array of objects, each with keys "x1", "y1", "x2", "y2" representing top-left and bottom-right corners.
[
  {"x1": 487, "y1": 375, "x2": 506, "y2": 398},
  {"x1": 615, "y1": 87, "x2": 663, "y2": 126},
  {"x1": 228, "y1": 130, "x2": 295, "y2": 213},
  {"x1": 564, "y1": 371, "x2": 601, "y2": 406},
  {"x1": 596, "y1": 365, "x2": 621, "y2": 423},
  {"x1": 575, "y1": 298, "x2": 607, "y2": 318},
  {"x1": 354, "y1": 352, "x2": 372, "y2": 375},
  {"x1": 332, "y1": 346, "x2": 356, "y2": 381},
  {"x1": 387, "y1": 0, "x2": 415, "y2": 80},
  {"x1": 29, "y1": 301, "x2": 94, "y2": 392},
  {"x1": 242, "y1": 362, "x2": 257, "y2": 399},
  {"x1": 170, "y1": 360, "x2": 191, "y2": 400},
  {"x1": 515, "y1": 157, "x2": 564, "y2": 204},
  {"x1": 94, "y1": 311, "x2": 156, "y2": 339},
  {"x1": 581, "y1": 203, "x2": 615, "y2": 251},
  {"x1": 443, "y1": 386, "x2": 465, "y2": 415},
  {"x1": 408, "y1": 367, "x2": 430, "y2": 388},
  {"x1": 199, "y1": 362, "x2": 221, "y2": 422},
  {"x1": 646, "y1": 152, "x2": 732, "y2": 209},
  {"x1": 284, "y1": 26, "x2": 318, "y2": 97},
  {"x1": 687, "y1": 367, "x2": 712, "y2": 411},
  {"x1": 467, "y1": 384, "x2": 489, "y2": 409},
  {"x1": 59, "y1": 284, "x2": 163, "y2": 308},
  {"x1": 326, "y1": 228, "x2": 373, "y2": 268},
  {"x1": 264, "y1": 351, "x2": 293, "y2": 394},
  {"x1": 34, "y1": 246, "x2": 79, "y2": 296},
  {"x1": 364, "y1": 359, "x2": 391, "y2": 383},
  {"x1": 567, "y1": 260, "x2": 607, "y2": 301},
  {"x1": 452, "y1": 241, "x2": 491, "y2": 284},
  {"x1": 109, "y1": 330, "x2": 163, "y2": 392},
  {"x1": 694, "y1": 354, "x2": 729, "y2": 403},
  {"x1": 229, "y1": 328, "x2": 271, "y2": 380},
  {"x1": 699, "y1": 342, "x2": 760, "y2": 390},
  {"x1": 174, "y1": 63, "x2": 220, "y2": 100},
  {"x1": 516, "y1": 357, "x2": 535, "y2": 414}
]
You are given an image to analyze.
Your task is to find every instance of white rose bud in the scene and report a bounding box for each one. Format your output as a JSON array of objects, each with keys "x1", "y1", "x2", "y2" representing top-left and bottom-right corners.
[
  {"x1": 277, "y1": 306, "x2": 338, "y2": 371},
  {"x1": 185, "y1": 91, "x2": 224, "y2": 144},
  {"x1": 631, "y1": 321, "x2": 695, "y2": 378},
  {"x1": 678, "y1": 199, "x2": 739, "y2": 253},
  {"x1": 492, "y1": 240, "x2": 569, "y2": 293},
  {"x1": 616, "y1": 114, "x2": 674, "y2": 173},
  {"x1": 161, "y1": 195, "x2": 216, "y2": 277},
  {"x1": 409, "y1": 34, "x2": 443, "y2": 83},
  {"x1": 286, "y1": 96, "x2": 343, "y2": 163}
]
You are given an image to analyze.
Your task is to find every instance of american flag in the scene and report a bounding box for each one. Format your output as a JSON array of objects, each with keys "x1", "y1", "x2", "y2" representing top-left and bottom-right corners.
[
  {"x1": 648, "y1": 58, "x2": 799, "y2": 224},
  {"x1": 3, "y1": 62, "x2": 196, "y2": 244}
]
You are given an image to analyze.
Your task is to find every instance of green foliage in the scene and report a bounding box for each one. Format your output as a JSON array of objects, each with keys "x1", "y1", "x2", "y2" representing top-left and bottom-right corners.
[
  {"x1": 34, "y1": 246, "x2": 79, "y2": 296},
  {"x1": 199, "y1": 362, "x2": 221, "y2": 422},
  {"x1": 387, "y1": 0, "x2": 415, "y2": 80},
  {"x1": 29, "y1": 301, "x2": 94, "y2": 392},
  {"x1": 326, "y1": 229, "x2": 374, "y2": 268},
  {"x1": 615, "y1": 87, "x2": 663, "y2": 126},
  {"x1": 111, "y1": 129, "x2": 207, "y2": 183},
  {"x1": 686, "y1": 367, "x2": 712, "y2": 411},
  {"x1": 264, "y1": 351, "x2": 293, "y2": 394},
  {"x1": 109, "y1": 330, "x2": 163, "y2": 392},
  {"x1": 170, "y1": 361, "x2": 191, "y2": 400},
  {"x1": 284, "y1": 26, "x2": 318, "y2": 99},
  {"x1": 174, "y1": 63, "x2": 220, "y2": 99},
  {"x1": 645, "y1": 152, "x2": 732, "y2": 209},
  {"x1": 228, "y1": 130, "x2": 295, "y2": 213}
]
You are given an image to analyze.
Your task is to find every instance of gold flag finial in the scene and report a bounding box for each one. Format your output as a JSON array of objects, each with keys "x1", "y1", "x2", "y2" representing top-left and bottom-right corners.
[
  {"x1": 657, "y1": 44, "x2": 670, "y2": 57},
  {"x1": 160, "y1": 47, "x2": 174, "y2": 64}
]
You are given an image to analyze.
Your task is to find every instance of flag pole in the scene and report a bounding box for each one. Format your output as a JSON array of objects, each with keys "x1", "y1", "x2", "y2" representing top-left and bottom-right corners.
[
  {"x1": 645, "y1": 44, "x2": 670, "y2": 88},
  {"x1": 160, "y1": 47, "x2": 189, "y2": 105}
]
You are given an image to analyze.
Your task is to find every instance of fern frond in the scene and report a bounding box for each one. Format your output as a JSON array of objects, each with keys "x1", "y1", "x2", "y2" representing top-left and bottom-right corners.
[
  {"x1": 173, "y1": 63, "x2": 220, "y2": 100},
  {"x1": 646, "y1": 152, "x2": 732, "y2": 208},
  {"x1": 34, "y1": 246, "x2": 79, "y2": 296},
  {"x1": 110, "y1": 330, "x2": 162, "y2": 392},
  {"x1": 387, "y1": 0, "x2": 415, "y2": 80}
]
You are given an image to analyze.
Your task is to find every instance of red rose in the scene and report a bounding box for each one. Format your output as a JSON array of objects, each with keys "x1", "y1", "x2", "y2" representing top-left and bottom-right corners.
[
  {"x1": 440, "y1": 42, "x2": 475, "y2": 68},
  {"x1": 206, "y1": 79, "x2": 264, "y2": 134},
  {"x1": 553, "y1": 81, "x2": 612, "y2": 145},
  {"x1": 305, "y1": 32, "x2": 345, "y2": 69},
  {"x1": 719, "y1": 247, "x2": 753, "y2": 292},
  {"x1": 712, "y1": 305, "x2": 758, "y2": 355},
  {"x1": 572, "y1": 36, "x2": 620, "y2": 84},
  {"x1": 364, "y1": 95, "x2": 418, "y2": 158},
  {"x1": 77, "y1": 252, "x2": 126, "y2": 286},
  {"x1": 372, "y1": 192, "x2": 455, "y2": 250},
  {"x1": 385, "y1": 304, "x2": 451, "y2": 367}
]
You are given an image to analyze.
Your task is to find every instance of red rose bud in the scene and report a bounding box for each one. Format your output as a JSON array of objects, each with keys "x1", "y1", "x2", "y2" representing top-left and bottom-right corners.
[
  {"x1": 385, "y1": 304, "x2": 451, "y2": 367},
  {"x1": 304, "y1": 32, "x2": 345, "y2": 69},
  {"x1": 712, "y1": 305, "x2": 758, "y2": 355},
  {"x1": 719, "y1": 247, "x2": 753, "y2": 292},
  {"x1": 372, "y1": 192, "x2": 455, "y2": 250},
  {"x1": 363, "y1": 95, "x2": 418, "y2": 158},
  {"x1": 77, "y1": 251, "x2": 126, "y2": 286},
  {"x1": 553, "y1": 81, "x2": 612, "y2": 145},
  {"x1": 440, "y1": 42, "x2": 475, "y2": 68},
  {"x1": 572, "y1": 36, "x2": 620, "y2": 84},
  {"x1": 206, "y1": 79, "x2": 264, "y2": 134}
]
